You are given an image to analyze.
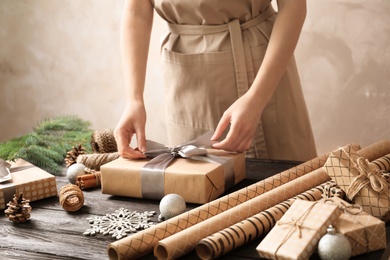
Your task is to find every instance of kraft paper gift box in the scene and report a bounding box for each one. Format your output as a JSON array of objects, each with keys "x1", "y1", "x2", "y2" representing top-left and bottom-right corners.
[
  {"x1": 256, "y1": 199, "x2": 341, "y2": 260},
  {"x1": 324, "y1": 196, "x2": 387, "y2": 256},
  {"x1": 0, "y1": 159, "x2": 58, "y2": 210},
  {"x1": 323, "y1": 145, "x2": 390, "y2": 220},
  {"x1": 101, "y1": 148, "x2": 245, "y2": 204}
]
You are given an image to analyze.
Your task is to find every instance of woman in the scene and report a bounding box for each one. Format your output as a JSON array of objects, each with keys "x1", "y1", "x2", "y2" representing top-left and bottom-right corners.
[{"x1": 114, "y1": 0, "x2": 317, "y2": 161}]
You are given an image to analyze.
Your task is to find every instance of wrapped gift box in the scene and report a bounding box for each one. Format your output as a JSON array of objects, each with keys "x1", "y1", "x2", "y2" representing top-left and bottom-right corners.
[
  {"x1": 325, "y1": 197, "x2": 387, "y2": 256},
  {"x1": 323, "y1": 145, "x2": 390, "y2": 220},
  {"x1": 100, "y1": 149, "x2": 246, "y2": 204},
  {"x1": 0, "y1": 159, "x2": 58, "y2": 210},
  {"x1": 256, "y1": 199, "x2": 341, "y2": 260}
]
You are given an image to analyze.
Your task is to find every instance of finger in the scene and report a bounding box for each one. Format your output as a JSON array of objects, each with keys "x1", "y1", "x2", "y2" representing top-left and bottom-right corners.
[
  {"x1": 136, "y1": 127, "x2": 147, "y2": 154},
  {"x1": 115, "y1": 128, "x2": 145, "y2": 159},
  {"x1": 211, "y1": 113, "x2": 231, "y2": 141}
]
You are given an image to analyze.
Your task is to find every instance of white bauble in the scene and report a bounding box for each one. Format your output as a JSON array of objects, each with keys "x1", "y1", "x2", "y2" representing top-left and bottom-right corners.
[
  {"x1": 66, "y1": 163, "x2": 86, "y2": 184},
  {"x1": 318, "y1": 225, "x2": 351, "y2": 260},
  {"x1": 159, "y1": 194, "x2": 186, "y2": 220}
]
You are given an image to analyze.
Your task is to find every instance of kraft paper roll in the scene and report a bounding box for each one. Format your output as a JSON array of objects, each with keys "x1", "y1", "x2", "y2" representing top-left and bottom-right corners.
[
  {"x1": 154, "y1": 168, "x2": 331, "y2": 259},
  {"x1": 107, "y1": 154, "x2": 328, "y2": 260},
  {"x1": 107, "y1": 140, "x2": 390, "y2": 260},
  {"x1": 196, "y1": 181, "x2": 341, "y2": 259}
]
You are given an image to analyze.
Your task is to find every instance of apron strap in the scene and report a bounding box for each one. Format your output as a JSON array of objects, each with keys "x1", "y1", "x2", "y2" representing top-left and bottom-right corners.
[{"x1": 165, "y1": 6, "x2": 275, "y2": 159}]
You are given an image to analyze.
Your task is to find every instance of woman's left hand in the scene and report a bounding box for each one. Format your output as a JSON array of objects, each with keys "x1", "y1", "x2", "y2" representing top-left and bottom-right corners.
[{"x1": 211, "y1": 93, "x2": 263, "y2": 153}]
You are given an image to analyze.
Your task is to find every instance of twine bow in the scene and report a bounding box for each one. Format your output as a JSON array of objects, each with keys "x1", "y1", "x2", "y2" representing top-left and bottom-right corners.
[{"x1": 346, "y1": 157, "x2": 389, "y2": 200}]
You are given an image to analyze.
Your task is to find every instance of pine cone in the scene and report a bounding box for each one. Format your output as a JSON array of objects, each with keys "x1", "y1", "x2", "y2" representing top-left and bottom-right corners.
[
  {"x1": 65, "y1": 144, "x2": 87, "y2": 167},
  {"x1": 4, "y1": 194, "x2": 32, "y2": 223}
]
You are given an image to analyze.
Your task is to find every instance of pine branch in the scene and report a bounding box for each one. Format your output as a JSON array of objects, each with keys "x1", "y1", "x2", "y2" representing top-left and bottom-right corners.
[{"x1": 0, "y1": 115, "x2": 94, "y2": 175}]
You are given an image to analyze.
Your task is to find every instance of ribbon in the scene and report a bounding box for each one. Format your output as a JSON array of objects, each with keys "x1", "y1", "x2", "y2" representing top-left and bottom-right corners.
[
  {"x1": 0, "y1": 159, "x2": 12, "y2": 183},
  {"x1": 140, "y1": 131, "x2": 236, "y2": 200},
  {"x1": 346, "y1": 156, "x2": 389, "y2": 200}
]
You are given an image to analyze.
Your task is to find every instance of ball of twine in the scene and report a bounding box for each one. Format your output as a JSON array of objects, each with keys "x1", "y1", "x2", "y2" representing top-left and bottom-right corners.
[
  {"x1": 59, "y1": 184, "x2": 84, "y2": 212},
  {"x1": 91, "y1": 129, "x2": 118, "y2": 153}
]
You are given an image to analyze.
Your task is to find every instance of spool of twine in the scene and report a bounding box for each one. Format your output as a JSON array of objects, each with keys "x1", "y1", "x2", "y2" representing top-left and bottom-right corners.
[
  {"x1": 59, "y1": 184, "x2": 84, "y2": 212},
  {"x1": 77, "y1": 152, "x2": 120, "y2": 170},
  {"x1": 91, "y1": 129, "x2": 118, "y2": 153}
]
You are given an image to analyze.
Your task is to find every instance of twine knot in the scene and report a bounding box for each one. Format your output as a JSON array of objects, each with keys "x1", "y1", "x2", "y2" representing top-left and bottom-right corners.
[
  {"x1": 278, "y1": 217, "x2": 304, "y2": 238},
  {"x1": 346, "y1": 157, "x2": 389, "y2": 200}
]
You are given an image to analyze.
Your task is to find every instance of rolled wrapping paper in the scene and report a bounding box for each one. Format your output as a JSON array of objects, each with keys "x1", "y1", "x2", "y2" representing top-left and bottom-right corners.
[
  {"x1": 107, "y1": 154, "x2": 328, "y2": 260},
  {"x1": 371, "y1": 154, "x2": 390, "y2": 171},
  {"x1": 196, "y1": 181, "x2": 343, "y2": 259},
  {"x1": 154, "y1": 168, "x2": 331, "y2": 260},
  {"x1": 107, "y1": 139, "x2": 390, "y2": 260}
]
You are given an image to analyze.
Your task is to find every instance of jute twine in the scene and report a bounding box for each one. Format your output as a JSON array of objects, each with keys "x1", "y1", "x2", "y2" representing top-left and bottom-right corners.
[
  {"x1": 77, "y1": 152, "x2": 120, "y2": 170},
  {"x1": 91, "y1": 129, "x2": 118, "y2": 153},
  {"x1": 59, "y1": 184, "x2": 84, "y2": 212}
]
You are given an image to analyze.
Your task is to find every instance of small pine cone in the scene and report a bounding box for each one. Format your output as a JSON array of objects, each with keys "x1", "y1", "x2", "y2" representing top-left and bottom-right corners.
[
  {"x1": 65, "y1": 144, "x2": 88, "y2": 167},
  {"x1": 4, "y1": 194, "x2": 32, "y2": 223},
  {"x1": 90, "y1": 129, "x2": 118, "y2": 153}
]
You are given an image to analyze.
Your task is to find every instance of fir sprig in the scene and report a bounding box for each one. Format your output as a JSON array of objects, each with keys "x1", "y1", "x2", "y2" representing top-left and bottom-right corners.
[{"x1": 0, "y1": 115, "x2": 94, "y2": 175}]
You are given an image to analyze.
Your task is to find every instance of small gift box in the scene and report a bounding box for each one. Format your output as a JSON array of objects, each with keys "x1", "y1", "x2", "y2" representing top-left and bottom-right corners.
[
  {"x1": 256, "y1": 199, "x2": 341, "y2": 259},
  {"x1": 323, "y1": 145, "x2": 390, "y2": 220},
  {"x1": 100, "y1": 131, "x2": 246, "y2": 204},
  {"x1": 0, "y1": 159, "x2": 58, "y2": 210},
  {"x1": 324, "y1": 197, "x2": 387, "y2": 256}
]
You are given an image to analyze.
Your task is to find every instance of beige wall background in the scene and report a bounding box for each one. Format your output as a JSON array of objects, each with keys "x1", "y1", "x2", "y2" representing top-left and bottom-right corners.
[{"x1": 0, "y1": 1, "x2": 389, "y2": 156}]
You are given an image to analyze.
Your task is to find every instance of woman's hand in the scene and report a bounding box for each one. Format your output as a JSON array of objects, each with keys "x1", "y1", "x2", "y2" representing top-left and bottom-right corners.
[
  {"x1": 212, "y1": 0, "x2": 306, "y2": 153},
  {"x1": 114, "y1": 101, "x2": 147, "y2": 159},
  {"x1": 115, "y1": 0, "x2": 153, "y2": 159},
  {"x1": 211, "y1": 93, "x2": 263, "y2": 153}
]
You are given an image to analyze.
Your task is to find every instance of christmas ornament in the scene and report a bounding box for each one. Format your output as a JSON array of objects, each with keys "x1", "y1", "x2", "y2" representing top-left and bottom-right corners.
[
  {"x1": 65, "y1": 144, "x2": 88, "y2": 167},
  {"x1": 83, "y1": 208, "x2": 156, "y2": 239},
  {"x1": 59, "y1": 184, "x2": 84, "y2": 212},
  {"x1": 159, "y1": 193, "x2": 186, "y2": 220},
  {"x1": 66, "y1": 163, "x2": 86, "y2": 184},
  {"x1": 4, "y1": 194, "x2": 32, "y2": 223},
  {"x1": 318, "y1": 225, "x2": 351, "y2": 260}
]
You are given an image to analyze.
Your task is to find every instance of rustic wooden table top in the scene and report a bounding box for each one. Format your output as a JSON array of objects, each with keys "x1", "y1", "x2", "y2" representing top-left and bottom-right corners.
[{"x1": 0, "y1": 159, "x2": 389, "y2": 260}]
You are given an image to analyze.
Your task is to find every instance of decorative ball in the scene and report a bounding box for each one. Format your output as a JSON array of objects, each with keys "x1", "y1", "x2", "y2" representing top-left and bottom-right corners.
[
  {"x1": 318, "y1": 225, "x2": 351, "y2": 260},
  {"x1": 67, "y1": 163, "x2": 86, "y2": 184},
  {"x1": 159, "y1": 194, "x2": 186, "y2": 220}
]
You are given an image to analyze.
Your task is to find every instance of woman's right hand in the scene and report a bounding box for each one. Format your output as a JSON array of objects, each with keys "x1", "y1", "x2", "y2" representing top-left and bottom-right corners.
[{"x1": 114, "y1": 101, "x2": 147, "y2": 159}]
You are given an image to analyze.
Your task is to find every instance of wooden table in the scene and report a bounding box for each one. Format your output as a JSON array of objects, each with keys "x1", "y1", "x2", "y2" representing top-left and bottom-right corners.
[{"x1": 1, "y1": 159, "x2": 389, "y2": 260}]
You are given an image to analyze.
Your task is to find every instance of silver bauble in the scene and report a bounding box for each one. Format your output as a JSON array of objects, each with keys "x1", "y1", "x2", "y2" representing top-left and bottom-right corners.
[
  {"x1": 318, "y1": 225, "x2": 351, "y2": 260},
  {"x1": 66, "y1": 163, "x2": 86, "y2": 184},
  {"x1": 159, "y1": 193, "x2": 186, "y2": 220}
]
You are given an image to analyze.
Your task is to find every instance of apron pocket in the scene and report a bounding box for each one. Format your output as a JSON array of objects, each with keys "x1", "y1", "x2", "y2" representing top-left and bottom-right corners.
[{"x1": 161, "y1": 48, "x2": 237, "y2": 129}]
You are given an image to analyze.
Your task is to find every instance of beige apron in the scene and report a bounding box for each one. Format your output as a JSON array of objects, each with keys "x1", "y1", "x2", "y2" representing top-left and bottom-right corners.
[{"x1": 152, "y1": 0, "x2": 317, "y2": 161}]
